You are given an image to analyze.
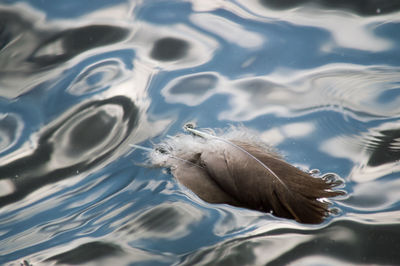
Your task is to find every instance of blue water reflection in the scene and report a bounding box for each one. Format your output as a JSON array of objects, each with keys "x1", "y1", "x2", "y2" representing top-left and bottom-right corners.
[{"x1": 1, "y1": 0, "x2": 400, "y2": 265}]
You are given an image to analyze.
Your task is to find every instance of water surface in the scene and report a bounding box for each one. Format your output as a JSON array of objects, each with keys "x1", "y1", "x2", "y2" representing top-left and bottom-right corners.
[{"x1": 1, "y1": 0, "x2": 400, "y2": 265}]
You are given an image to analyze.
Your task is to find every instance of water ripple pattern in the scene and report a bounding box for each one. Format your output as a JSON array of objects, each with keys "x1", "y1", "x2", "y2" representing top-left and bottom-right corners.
[{"x1": 1, "y1": 0, "x2": 400, "y2": 265}]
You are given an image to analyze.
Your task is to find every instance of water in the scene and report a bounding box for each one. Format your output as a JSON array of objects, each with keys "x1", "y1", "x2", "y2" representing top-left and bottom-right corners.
[{"x1": 1, "y1": 0, "x2": 400, "y2": 265}]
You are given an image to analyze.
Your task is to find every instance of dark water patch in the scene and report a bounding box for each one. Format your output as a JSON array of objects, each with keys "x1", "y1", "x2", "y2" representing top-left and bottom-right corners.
[
  {"x1": 259, "y1": 0, "x2": 400, "y2": 16},
  {"x1": 0, "y1": 96, "x2": 138, "y2": 208},
  {"x1": 236, "y1": 78, "x2": 284, "y2": 103},
  {"x1": 119, "y1": 202, "x2": 203, "y2": 240},
  {"x1": 267, "y1": 220, "x2": 400, "y2": 265},
  {"x1": 0, "y1": 6, "x2": 130, "y2": 99},
  {"x1": 161, "y1": 73, "x2": 220, "y2": 106},
  {"x1": 122, "y1": 205, "x2": 182, "y2": 235},
  {"x1": 181, "y1": 237, "x2": 258, "y2": 265},
  {"x1": 0, "y1": 7, "x2": 34, "y2": 51},
  {"x1": 130, "y1": 19, "x2": 217, "y2": 71},
  {"x1": 0, "y1": 6, "x2": 47, "y2": 96},
  {"x1": 31, "y1": 25, "x2": 129, "y2": 67},
  {"x1": 169, "y1": 73, "x2": 218, "y2": 96},
  {"x1": 150, "y1": 37, "x2": 189, "y2": 61},
  {"x1": 45, "y1": 241, "x2": 124, "y2": 264},
  {"x1": 0, "y1": 7, "x2": 129, "y2": 69},
  {"x1": 66, "y1": 109, "x2": 118, "y2": 155},
  {"x1": 367, "y1": 127, "x2": 400, "y2": 166},
  {"x1": 181, "y1": 219, "x2": 400, "y2": 265}
]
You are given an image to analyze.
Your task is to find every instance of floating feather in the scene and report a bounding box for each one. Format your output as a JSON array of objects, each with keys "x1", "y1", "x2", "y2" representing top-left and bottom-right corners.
[{"x1": 133, "y1": 124, "x2": 345, "y2": 224}]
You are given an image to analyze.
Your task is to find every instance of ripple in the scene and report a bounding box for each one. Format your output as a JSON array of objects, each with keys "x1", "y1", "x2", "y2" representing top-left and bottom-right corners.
[
  {"x1": 45, "y1": 241, "x2": 124, "y2": 264},
  {"x1": 226, "y1": 65, "x2": 400, "y2": 121},
  {"x1": 0, "y1": 113, "x2": 23, "y2": 154},
  {"x1": 321, "y1": 120, "x2": 400, "y2": 182},
  {"x1": 38, "y1": 241, "x2": 174, "y2": 266},
  {"x1": 258, "y1": 0, "x2": 400, "y2": 16},
  {"x1": 119, "y1": 201, "x2": 203, "y2": 241},
  {"x1": 0, "y1": 5, "x2": 131, "y2": 99},
  {"x1": 190, "y1": 13, "x2": 265, "y2": 49},
  {"x1": 181, "y1": 219, "x2": 400, "y2": 265},
  {"x1": 68, "y1": 59, "x2": 128, "y2": 95},
  {"x1": 160, "y1": 65, "x2": 400, "y2": 121},
  {"x1": 47, "y1": 96, "x2": 138, "y2": 168},
  {"x1": 222, "y1": 78, "x2": 290, "y2": 121},
  {"x1": 364, "y1": 125, "x2": 400, "y2": 167},
  {"x1": 238, "y1": 0, "x2": 396, "y2": 53},
  {"x1": 31, "y1": 24, "x2": 129, "y2": 66},
  {"x1": 2, "y1": 1, "x2": 400, "y2": 265},
  {"x1": 306, "y1": 67, "x2": 400, "y2": 119},
  {"x1": 0, "y1": 96, "x2": 138, "y2": 207},
  {"x1": 341, "y1": 177, "x2": 400, "y2": 212},
  {"x1": 162, "y1": 72, "x2": 220, "y2": 106}
]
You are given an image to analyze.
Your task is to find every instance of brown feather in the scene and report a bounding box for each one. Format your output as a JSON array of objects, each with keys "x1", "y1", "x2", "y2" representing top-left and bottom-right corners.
[
  {"x1": 171, "y1": 153, "x2": 241, "y2": 206},
  {"x1": 147, "y1": 126, "x2": 345, "y2": 224}
]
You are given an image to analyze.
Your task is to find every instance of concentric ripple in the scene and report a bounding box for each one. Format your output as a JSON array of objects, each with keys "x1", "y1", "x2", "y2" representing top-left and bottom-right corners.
[
  {"x1": 68, "y1": 59, "x2": 129, "y2": 95},
  {"x1": 0, "y1": 96, "x2": 138, "y2": 207}
]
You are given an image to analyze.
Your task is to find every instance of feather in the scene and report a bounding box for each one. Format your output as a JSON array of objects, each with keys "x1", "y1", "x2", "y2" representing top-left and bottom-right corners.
[{"x1": 139, "y1": 125, "x2": 345, "y2": 224}]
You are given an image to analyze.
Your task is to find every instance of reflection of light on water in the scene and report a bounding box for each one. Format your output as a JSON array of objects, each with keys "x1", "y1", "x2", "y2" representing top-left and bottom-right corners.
[
  {"x1": 349, "y1": 162, "x2": 400, "y2": 183},
  {"x1": 261, "y1": 122, "x2": 315, "y2": 146},
  {"x1": 299, "y1": 11, "x2": 392, "y2": 52},
  {"x1": 240, "y1": 65, "x2": 400, "y2": 121},
  {"x1": 0, "y1": 179, "x2": 15, "y2": 197},
  {"x1": 342, "y1": 178, "x2": 400, "y2": 212},
  {"x1": 191, "y1": 13, "x2": 265, "y2": 48},
  {"x1": 291, "y1": 255, "x2": 349, "y2": 266},
  {"x1": 117, "y1": 202, "x2": 204, "y2": 241},
  {"x1": 0, "y1": 113, "x2": 24, "y2": 154},
  {"x1": 260, "y1": 128, "x2": 285, "y2": 146},
  {"x1": 252, "y1": 233, "x2": 314, "y2": 264},
  {"x1": 0, "y1": 4, "x2": 133, "y2": 99},
  {"x1": 320, "y1": 134, "x2": 362, "y2": 163},
  {"x1": 162, "y1": 72, "x2": 221, "y2": 106},
  {"x1": 0, "y1": 25, "x2": 172, "y2": 260},
  {"x1": 321, "y1": 121, "x2": 400, "y2": 182},
  {"x1": 322, "y1": 121, "x2": 400, "y2": 221},
  {"x1": 183, "y1": 220, "x2": 310, "y2": 265},
  {"x1": 82, "y1": 2, "x2": 135, "y2": 19},
  {"x1": 0, "y1": 57, "x2": 169, "y2": 205},
  {"x1": 68, "y1": 58, "x2": 129, "y2": 95},
  {"x1": 161, "y1": 65, "x2": 400, "y2": 122},
  {"x1": 236, "y1": 0, "x2": 397, "y2": 52},
  {"x1": 282, "y1": 122, "x2": 315, "y2": 138},
  {"x1": 347, "y1": 210, "x2": 400, "y2": 224}
]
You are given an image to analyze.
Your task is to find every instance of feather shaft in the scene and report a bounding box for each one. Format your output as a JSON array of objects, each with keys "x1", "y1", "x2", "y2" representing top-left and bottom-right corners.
[{"x1": 186, "y1": 127, "x2": 286, "y2": 187}]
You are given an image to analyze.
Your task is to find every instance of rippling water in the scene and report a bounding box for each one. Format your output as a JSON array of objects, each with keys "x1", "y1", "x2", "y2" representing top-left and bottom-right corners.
[{"x1": 1, "y1": 0, "x2": 400, "y2": 265}]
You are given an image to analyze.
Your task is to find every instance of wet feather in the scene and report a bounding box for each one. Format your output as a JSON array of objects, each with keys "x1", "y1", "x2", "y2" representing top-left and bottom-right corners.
[{"x1": 142, "y1": 125, "x2": 345, "y2": 224}]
